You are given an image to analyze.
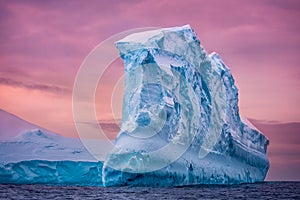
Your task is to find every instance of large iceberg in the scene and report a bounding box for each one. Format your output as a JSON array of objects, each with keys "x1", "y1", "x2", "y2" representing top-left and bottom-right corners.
[{"x1": 102, "y1": 25, "x2": 269, "y2": 186}]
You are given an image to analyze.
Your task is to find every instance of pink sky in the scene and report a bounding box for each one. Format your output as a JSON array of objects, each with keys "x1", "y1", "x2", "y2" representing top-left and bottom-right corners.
[{"x1": 0, "y1": 0, "x2": 299, "y2": 180}]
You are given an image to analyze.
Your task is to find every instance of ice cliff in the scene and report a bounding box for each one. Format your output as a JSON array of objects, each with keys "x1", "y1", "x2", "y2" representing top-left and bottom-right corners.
[{"x1": 102, "y1": 25, "x2": 269, "y2": 186}]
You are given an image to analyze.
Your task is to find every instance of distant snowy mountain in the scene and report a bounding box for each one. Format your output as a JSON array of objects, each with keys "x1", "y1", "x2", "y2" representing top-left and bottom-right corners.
[
  {"x1": 0, "y1": 109, "x2": 41, "y2": 140},
  {"x1": 0, "y1": 109, "x2": 96, "y2": 163}
]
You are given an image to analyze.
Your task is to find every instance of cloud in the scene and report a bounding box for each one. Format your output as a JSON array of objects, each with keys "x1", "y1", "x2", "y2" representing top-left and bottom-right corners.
[
  {"x1": 0, "y1": 77, "x2": 71, "y2": 94},
  {"x1": 76, "y1": 120, "x2": 120, "y2": 139}
]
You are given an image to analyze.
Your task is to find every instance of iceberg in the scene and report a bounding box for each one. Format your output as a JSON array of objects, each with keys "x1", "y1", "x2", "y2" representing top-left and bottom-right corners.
[
  {"x1": 0, "y1": 129, "x2": 104, "y2": 186},
  {"x1": 0, "y1": 110, "x2": 103, "y2": 186},
  {"x1": 102, "y1": 25, "x2": 269, "y2": 186}
]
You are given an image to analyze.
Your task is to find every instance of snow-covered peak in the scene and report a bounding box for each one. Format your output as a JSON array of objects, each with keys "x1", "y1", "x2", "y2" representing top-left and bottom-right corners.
[
  {"x1": 0, "y1": 109, "x2": 97, "y2": 163},
  {"x1": 0, "y1": 109, "x2": 41, "y2": 140}
]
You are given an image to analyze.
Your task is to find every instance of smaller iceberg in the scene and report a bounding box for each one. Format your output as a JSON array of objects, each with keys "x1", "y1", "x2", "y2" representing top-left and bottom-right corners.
[{"x1": 0, "y1": 110, "x2": 103, "y2": 186}]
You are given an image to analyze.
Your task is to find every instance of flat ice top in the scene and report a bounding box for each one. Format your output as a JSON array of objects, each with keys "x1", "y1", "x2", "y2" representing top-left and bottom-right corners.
[{"x1": 117, "y1": 25, "x2": 192, "y2": 44}]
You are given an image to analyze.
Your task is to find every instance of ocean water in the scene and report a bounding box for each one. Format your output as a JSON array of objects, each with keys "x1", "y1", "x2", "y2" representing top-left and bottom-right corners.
[{"x1": 0, "y1": 182, "x2": 299, "y2": 200}]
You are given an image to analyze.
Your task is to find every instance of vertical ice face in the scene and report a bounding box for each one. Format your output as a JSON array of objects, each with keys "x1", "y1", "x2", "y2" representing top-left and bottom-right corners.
[{"x1": 102, "y1": 25, "x2": 269, "y2": 186}]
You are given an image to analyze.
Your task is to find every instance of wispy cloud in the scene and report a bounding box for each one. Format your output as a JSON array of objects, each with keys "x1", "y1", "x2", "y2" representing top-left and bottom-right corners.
[
  {"x1": 76, "y1": 120, "x2": 121, "y2": 139},
  {"x1": 0, "y1": 77, "x2": 71, "y2": 94}
]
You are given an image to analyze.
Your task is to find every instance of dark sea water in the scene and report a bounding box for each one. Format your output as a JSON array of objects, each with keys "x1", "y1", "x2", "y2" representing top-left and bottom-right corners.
[{"x1": 0, "y1": 182, "x2": 299, "y2": 200}]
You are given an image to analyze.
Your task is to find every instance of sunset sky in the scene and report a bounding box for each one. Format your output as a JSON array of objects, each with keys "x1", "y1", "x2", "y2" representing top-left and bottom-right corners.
[{"x1": 0, "y1": 0, "x2": 299, "y2": 180}]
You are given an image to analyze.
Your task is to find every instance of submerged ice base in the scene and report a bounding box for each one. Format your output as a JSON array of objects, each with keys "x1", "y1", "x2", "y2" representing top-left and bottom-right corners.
[{"x1": 102, "y1": 25, "x2": 269, "y2": 186}]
